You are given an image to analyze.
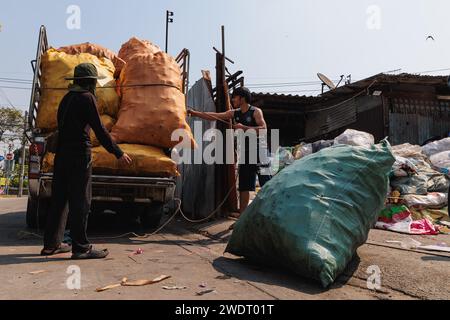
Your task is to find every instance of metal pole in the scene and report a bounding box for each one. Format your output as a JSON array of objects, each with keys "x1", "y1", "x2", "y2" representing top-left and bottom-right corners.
[
  {"x1": 221, "y1": 26, "x2": 225, "y2": 74},
  {"x1": 165, "y1": 11, "x2": 169, "y2": 53},
  {"x1": 18, "y1": 111, "x2": 28, "y2": 197}
]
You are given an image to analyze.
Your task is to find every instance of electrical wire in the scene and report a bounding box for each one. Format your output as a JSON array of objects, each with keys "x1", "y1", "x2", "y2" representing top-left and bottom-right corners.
[
  {"x1": 0, "y1": 86, "x2": 31, "y2": 90},
  {"x1": 306, "y1": 79, "x2": 377, "y2": 114},
  {"x1": 19, "y1": 179, "x2": 238, "y2": 241}
]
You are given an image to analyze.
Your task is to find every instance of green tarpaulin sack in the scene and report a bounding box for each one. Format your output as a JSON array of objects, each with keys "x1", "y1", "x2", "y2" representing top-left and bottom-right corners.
[{"x1": 225, "y1": 141, "x2": 395, "y2": 288}]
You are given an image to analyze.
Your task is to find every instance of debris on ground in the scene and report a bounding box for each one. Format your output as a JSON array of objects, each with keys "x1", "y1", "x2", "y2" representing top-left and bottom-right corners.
[
  {"x1": 122, "y1": 275, "x2": 171, "y2": 287},
  {"x1": 162, "y1": 285, "x2": 187, "y2": 290},
  {"x1": 29, "y1": 270, "x2": 47, "y2": 275},
  {"x1": 96, "y1": 275, "x2": 171, "y2": 292},
  {"x1": 96, "y1": 278, "x2": 128, "y2": 292},
  {"x1": 386, "y1": 238, "x2": 422, "y2": 249},
  {"x1": 196, "y1": 289, "x2": 216, "y2": 296}
]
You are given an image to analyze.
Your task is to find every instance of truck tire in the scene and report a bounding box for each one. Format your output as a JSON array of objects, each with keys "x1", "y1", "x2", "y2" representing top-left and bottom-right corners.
[
  {"x1": 26, "y1": 197, "x2": 50, "y2": 230},
  {"x1": 26, "y1": 196, "x2": 38, "y2": 229},
  {"x1": 138, "y1": 202, "x2": 164, "y2": 229}
]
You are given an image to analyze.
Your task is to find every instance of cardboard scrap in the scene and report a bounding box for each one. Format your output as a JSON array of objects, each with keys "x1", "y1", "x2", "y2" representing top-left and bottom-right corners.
[
  {"x1": 417, "y1": 245, "x2": 450, "y2": 253},
  {"x1": 96, "y1": 275, "x2": 171, "y2": 292},
  {"x1": 196, "y1": 289, "x2": 216, "y2": 296},
  {"x1": 162, "y1": 285, "x2": 187, "y2": 290},
  {"x1": 29, "y1": 270, "x2": 47, "y2": 275},
  {"x1": 96, "y1": 277, "x2": 128, "y2": 292},
  {"x1": 123, "y1": 275, "x2": 171, "y2": 286}
]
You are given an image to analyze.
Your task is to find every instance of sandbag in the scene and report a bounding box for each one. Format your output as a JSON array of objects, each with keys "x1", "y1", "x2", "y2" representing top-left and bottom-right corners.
[
  {"x1": 57, "y1": 42, "x2": 125, "y2": 78},
  {"x1": 90, "y1": 115, "x2": 116, "y2": 147},
  {"x1": 334, "y1": 129, "x2": 374, "y2": 147},
  {"x1": 41, "y1": 144, "x2": 179, "y2": 177},
  {"x1": 111, "y1": 51, "x2": 195, "y2": 149},
  {"x1": 226, "y1": 141, "x2": 395, "y2": 288},
  {"x1": 36, "y1": 49, "x2": 119, "y2": 132}
]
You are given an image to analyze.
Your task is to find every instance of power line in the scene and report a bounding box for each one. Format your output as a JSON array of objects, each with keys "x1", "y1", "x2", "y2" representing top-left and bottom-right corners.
[
  {"x1": 0, "y1": 77, "x2": 32, "y2": 83},
  {"x1": 0, "y1": 88, "x2": 23, "y2": 114},
  {"x1": 0, "y1": 86, "x2": 31, "y2": 91},
  {"x1": 416, "y1": 67, "x2": 450, "y2": 74}
]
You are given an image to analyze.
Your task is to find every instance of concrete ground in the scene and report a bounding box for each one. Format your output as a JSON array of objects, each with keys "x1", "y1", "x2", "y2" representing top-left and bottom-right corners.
[{"x1": 0, "y1": 197, "x2": 449, "y2": 300}]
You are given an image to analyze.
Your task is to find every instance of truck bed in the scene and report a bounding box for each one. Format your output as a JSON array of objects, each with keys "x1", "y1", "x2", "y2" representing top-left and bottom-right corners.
[{"x1": 35, "y1": 174, "x2": 176, "y2": 203}]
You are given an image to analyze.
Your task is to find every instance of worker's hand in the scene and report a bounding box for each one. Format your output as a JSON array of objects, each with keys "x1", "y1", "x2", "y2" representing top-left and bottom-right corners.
[
  {"x1": 187, "y1": 109, "x2": 196, "y2": 117},
  {"x1": 233, "y1": 123, "x2": 247, "y2": 131},
  {"x1": 118, "y1": 153, "x2": 132, "y2": 166}
]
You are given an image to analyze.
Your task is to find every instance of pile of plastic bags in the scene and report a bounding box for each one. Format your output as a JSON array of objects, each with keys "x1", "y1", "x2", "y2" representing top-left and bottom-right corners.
[
  {"x1": 381, "y1": 140, "x2": 450, "y2": 235},
  {"x1": 271, "y1": 129, "x2": 450, "y2": 235}
]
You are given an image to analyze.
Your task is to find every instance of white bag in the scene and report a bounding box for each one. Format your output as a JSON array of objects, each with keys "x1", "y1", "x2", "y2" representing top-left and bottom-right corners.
[
  {"x1": 403, "y1": 192, "x2": 448, "y2": 208},
  {"x1": 334, "y1": 129, "x2": 374, "y2": 148},
  {"x1": 422, "y1": 137, "x2": 450, "y2": 157},
  {"x1": 429, "y1": 151, "x2": 450, "y2": 170}
]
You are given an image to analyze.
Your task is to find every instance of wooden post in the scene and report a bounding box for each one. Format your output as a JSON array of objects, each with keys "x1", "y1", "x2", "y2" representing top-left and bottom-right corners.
[{"x1": 215, "y1": 51, "x2": 238, "y2": 215}]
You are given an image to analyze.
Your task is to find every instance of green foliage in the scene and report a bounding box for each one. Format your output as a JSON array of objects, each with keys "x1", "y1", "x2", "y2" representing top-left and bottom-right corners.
[{"x1": 0, "y1": 107, "x2": 23, "y2": 143}]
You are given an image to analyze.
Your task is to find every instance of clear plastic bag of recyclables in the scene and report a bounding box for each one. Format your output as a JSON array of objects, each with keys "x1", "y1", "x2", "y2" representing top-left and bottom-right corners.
[{"x1": 225, "y1": 140, "x2": 395, "y2": 288}]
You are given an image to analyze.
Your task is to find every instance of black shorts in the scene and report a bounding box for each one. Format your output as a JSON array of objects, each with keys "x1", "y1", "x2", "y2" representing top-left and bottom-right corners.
[{"x1": 238, "y1": 164, "x2": 258, "y2": 192}]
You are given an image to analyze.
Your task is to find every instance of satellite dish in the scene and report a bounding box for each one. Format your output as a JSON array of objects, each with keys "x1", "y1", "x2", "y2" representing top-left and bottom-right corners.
[{"x1": 317, "y1": 73, "x2": 336, "y2": 93}]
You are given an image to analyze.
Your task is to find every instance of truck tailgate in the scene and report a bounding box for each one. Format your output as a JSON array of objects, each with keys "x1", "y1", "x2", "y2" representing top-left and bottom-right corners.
[{"x1": 38, "y1": 174, "x2": 176, "y2": 203}]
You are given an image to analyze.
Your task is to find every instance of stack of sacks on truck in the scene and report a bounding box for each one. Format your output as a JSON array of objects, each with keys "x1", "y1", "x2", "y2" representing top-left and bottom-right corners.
[
  {"x1": 40, "y1": 40, "x2": 184, "y2": 177},
  {"x1": 377, "y1": 142, "x2": 450, "y2": 235}
]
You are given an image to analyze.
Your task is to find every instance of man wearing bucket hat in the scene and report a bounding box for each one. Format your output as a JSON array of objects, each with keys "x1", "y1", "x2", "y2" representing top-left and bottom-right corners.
[{"x1": 41, "y1": 63, "x2": 132, "y2": 260}]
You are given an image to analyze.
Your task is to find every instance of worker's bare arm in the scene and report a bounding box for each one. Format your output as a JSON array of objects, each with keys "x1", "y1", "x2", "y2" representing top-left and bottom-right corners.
[{"x1": 188, "y1": 109, "x2": 234, "y2": 121}]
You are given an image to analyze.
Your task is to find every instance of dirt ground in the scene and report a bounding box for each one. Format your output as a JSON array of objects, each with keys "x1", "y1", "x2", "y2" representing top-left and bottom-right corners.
[{"x1": 0, "y1": 197, "x2": 449, "y2": 300}]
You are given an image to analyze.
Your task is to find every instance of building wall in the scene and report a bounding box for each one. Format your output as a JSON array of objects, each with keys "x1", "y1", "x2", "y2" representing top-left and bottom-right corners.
[{"x1": 388, "y1": 97, "x2": 450, "y2": 145}]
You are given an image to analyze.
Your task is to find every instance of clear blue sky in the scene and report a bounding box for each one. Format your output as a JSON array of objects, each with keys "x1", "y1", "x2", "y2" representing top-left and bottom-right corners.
[{"x1": 0, "y1": 0, "x2": 449, "y2": 111}]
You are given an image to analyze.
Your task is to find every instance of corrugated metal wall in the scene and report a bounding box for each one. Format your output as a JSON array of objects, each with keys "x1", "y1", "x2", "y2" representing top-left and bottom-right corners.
[{"x1": 389, "y1": 98, "x2": 450, "y2": 145}]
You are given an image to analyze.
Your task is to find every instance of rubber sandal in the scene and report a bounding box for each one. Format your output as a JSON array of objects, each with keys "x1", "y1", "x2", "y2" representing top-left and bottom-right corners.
[
  {"x1": 229, "y1": 212, "x2": 241, "y2": 219},
  {"x1": 71, "y1": 248, "x2": 109, "y2": 260},
  {"x1": 40, "y1": 244, "x2": 72, "y2": 256}
]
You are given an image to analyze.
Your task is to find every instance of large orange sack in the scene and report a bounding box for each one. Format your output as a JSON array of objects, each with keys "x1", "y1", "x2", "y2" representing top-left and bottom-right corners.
[
  {"x1": 118, "y1": 37, "x2": 161, "y2": 63},
  {"x1": 111, "y1": 46, "x2": 195, "y2": 149}
]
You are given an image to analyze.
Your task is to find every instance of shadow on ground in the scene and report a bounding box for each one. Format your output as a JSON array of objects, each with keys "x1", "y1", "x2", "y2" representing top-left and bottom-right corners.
[{"x1": 211, "y1": 253, "x2": 362, "y2": 295}]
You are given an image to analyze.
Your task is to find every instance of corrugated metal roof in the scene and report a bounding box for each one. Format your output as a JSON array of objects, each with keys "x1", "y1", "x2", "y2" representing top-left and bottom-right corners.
[{"x1": 251, "y1": 73, "x2": 449, "y2": 101}]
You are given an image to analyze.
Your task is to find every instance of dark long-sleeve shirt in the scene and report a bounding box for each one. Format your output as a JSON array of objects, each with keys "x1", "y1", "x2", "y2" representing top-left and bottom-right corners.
[{"x1": 56, "y1": 91, "x2": 123, "y2": 159}]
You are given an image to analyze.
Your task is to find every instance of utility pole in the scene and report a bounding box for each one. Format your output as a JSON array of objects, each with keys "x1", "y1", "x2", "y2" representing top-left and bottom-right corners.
[
  {"x1": 165, "y1": 10, "x2": 174, "y2": 53},
  {"x1": 18, "y1": 111, "x2": 28, "y2": 198}
]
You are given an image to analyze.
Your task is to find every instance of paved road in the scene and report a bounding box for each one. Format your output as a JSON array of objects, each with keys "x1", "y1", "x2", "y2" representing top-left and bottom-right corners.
[{"x1": 0, "y1": 198, "x2": 448, "y2": 300}]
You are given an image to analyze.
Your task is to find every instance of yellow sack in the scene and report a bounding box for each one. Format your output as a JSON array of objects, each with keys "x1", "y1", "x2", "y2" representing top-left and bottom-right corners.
[
  {"x1": 36, "y1": 48, "x2": 119, "y2": 132},
  {"x1": 41, "y1": 144, "x2": 179, "y2": 177},
  {"x1": 90, "y1": 115, "x2": 116, "y2": 147},
  {"x1": 57, "y1": 42, "x2": 126, "y2": 79},
  {"x1": 92, "y1": 144, "x2": 179, "y2": 177},
  {"x1": 111, "y1": 49, "x2": 195, "y2": 149},
  {"x1": 41, "y1": 152, "x2": 55, "y2": 173}
]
